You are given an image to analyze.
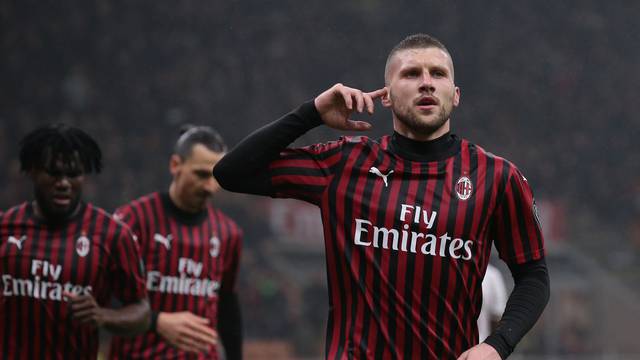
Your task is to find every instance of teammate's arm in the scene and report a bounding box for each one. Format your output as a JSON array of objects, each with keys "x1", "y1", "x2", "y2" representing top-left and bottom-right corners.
[
  {"x1": 66, "y1": 293, "x2": 150, "y2": 336},
  {"x1": 212, "y1": 84, "x2": 385, "y2": 195},
  {"x1": 218, "y1": 291, "x2": 242, "y2": 360}
]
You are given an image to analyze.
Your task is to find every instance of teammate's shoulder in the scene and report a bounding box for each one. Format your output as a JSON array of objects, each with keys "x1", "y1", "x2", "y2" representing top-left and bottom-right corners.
[{"x1": 210, "y1": 207, "x2": 243, "y2": 231}]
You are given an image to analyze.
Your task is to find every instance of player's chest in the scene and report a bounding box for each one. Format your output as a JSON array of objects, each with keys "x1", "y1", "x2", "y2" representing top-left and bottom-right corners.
[
  {"x1": 0, "y1": 225, "x2": 109, "y2": 284},
  {"x1": 140, "y1": 226, "x2": 226, "y2": 276}
]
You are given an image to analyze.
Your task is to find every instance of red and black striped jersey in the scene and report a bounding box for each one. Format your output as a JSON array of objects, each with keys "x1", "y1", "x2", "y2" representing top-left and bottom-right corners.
[
  {"x1": 108, "y1": 192, "x2": 242, "y2": 360},
  {"x1": 0, "y1": 202, "x2": 147, "y2": 360},
  {"x1": 268, "y1": 134, "x2": 544, "y2": 359}
]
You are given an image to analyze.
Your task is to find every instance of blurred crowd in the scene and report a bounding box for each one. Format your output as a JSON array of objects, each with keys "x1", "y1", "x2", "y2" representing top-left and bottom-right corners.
[{"x1": 2, "y1": 0, "x2": 639, "y2": 357}]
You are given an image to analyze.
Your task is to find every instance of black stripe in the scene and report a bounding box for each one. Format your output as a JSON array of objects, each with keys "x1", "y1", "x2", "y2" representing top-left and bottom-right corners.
[{"x1": 270, "y1": 166, "x2": 328, "y2": 177}]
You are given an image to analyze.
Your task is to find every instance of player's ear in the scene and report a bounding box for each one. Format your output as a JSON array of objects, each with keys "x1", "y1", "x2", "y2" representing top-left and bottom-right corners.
[
  {"x1": 169, "y1": 154, "x2": 183, "y2": 175},
  {"x1": 381, "y1": 86, "x2": 392, "y2": 108},
  {"x1": 453, "y1": 86, "x2": 461, "y2": 107}
]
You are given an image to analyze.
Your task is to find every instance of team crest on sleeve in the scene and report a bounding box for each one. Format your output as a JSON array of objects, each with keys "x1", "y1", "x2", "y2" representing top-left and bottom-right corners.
[
  {"x1": 455, "y1": 176, "x2": 473, "y2": 201},
  {"x1": 209, "y1": 236, "x2": 220, "y2": 258},
  {"x1": 76, "y1": 235, "x2": 90, "y2": 257}
]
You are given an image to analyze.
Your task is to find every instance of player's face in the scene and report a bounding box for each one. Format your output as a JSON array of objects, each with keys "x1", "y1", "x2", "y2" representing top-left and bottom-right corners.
[
  {"x1": 171, "y1": 144, "x2": 224, "y2": 212},
  {"x1": 31, "y1": 156, "x2": 85, "y2": 222},
  {"x1": 382, "y1": 47, "x2": 460, "y2": 140}
]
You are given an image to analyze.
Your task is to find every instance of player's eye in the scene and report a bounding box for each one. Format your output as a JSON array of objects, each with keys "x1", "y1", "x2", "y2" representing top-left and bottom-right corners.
[{"x1": 195, "y1": 171, "x2": 211, "y2": 180}]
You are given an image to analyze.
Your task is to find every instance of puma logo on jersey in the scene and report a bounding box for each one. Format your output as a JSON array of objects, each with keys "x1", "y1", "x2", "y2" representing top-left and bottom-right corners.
[
  {"x1": 369, "y1": 167, "x2": 394, "y2": 187},
  {"x1": 154, "y1": 233, "x2": 172, "y2": 250},
  {"x1": 8, "y1": 235, "x2": 27, "y2": 250}
]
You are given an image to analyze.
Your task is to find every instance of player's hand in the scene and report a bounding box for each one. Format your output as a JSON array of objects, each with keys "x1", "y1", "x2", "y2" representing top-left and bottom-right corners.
[
  {"x1": 156, "y1": 311, "x2": 218, "y2": 353},
  {"x1": 457, "y1": 343, "x2": 501, "y2": 360},
  {"x1": 64, "y1": 291, "x2": 106, "y2": 328},
  {"x1": 314, "y1": 83, "x2": 387, "y2": 131}
]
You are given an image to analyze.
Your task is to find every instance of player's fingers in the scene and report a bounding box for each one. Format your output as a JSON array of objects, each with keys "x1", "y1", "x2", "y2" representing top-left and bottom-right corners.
[
  {"x1": 187, "y1": 314, "x2": 211, "y2": 325},
  {"x1": 456, "y1": 349, "x2": 470, "y2": 360},
  {"x1": 363, "y1": 93, "x2": 375, "y2": 114},
  {"x1": 339, "y1": 89, "x2": 353, "y2": 110},
  {"x1": 185, "y1": 322, "x2": 218, "y2": 345},
  {"x1": 366, "y1": 87, "x2": 387, "y2": 100},
  {"x1": 71, "y1": 309, "x2": 97, "y2": 323},
  {"x1": 68, "y1": 296, "x2": 96, "y2": 309},
  {"x1": 345, "y1": 120, "x2": 372, "y2": 131},
  {"x1": 175, "y1": 335, "x2": 210, "y2": 353},
  {"x1": 353, "y1": 90, "x2": 365, "y2": 113}
]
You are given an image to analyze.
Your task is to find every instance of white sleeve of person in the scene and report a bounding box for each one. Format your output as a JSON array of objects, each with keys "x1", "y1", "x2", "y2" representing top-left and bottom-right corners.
[{"x1": 478, "y1": 264, "x2": 508, "y2": 342}]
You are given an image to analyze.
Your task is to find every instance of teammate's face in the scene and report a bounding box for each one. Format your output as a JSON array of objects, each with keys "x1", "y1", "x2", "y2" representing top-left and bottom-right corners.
[
  {"x1": 31, "y1": 156, "x2": 85, "y2": 222},
  {"x1": 382, "y1": 47, "x2": 460, "y2": 141},
  {"x1": 170, "y1": 144, "x2": 224, "y2": 212}
]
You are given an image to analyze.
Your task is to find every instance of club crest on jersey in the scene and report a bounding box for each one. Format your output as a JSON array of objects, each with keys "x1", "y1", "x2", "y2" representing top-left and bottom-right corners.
[
  {"x1": 154, "y1": 233, "x2": 172, "y2": 250},
  {"x1": 76, "y1": 235, "x2": 90, "y2": 257},
  {"x1": 455, "y1": 176, "x2": 473, "y2": 201},
  {"x1": 8, "y1": 235, "x2": 27, "y2": 250},
  {"x1": 209, "y1": 236, "x2": 220, "y2": 258},
  {"x1": 369, "y1": 166, "x2": 394, "y2": 187}
]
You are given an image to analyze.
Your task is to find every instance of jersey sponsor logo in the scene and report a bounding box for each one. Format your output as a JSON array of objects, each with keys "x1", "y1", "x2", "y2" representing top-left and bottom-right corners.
[
  {"x1": 2, "y1": 259, "x2": 92, "y2": 301},
  {"x1": 8, "y1": 235, "x2": 27, "y2": 250},
  {"x1": 146, "y1": 257, "x2": 219, "y2": 298},
  {"x1": 455, "y1": 176, "x2": 473, "y2": 201},
  {"x1": 352, "y1": 203, "x2": 474, "y2": 260},
  {"x1": 369, "y1": 166, "x2": 394, "y2": 187},
  {"x1": 209, "y1": 236, "x2": 220, "y2": 258},
  {"x1": 76, "y1": 235, "x2": 90, "y2": 257},
  {"x1": 154, "y1": 233, "x2": 172, "y2": 250}
]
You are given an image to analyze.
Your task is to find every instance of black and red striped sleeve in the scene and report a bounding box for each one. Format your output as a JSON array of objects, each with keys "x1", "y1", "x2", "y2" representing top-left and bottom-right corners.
[
  {"x1": 213, "y1": 101, "x2": 327, "y2": 198},
  {"x1": 114, "y1": 203, "x2": 142, "y2": 241},
  {"x1": 220, "y1": 219, "x2": 243, "y2": 293},
  {"x1": 491, "y1": 165, "x2": 545, "y2": 265}
]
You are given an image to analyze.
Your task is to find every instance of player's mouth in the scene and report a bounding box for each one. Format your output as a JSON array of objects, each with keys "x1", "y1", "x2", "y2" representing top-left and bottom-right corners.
[
  {"x1": 52, "y1": 194, "x2": 72, "y2": 206},
  {"x1": 416, "y1": 96, "x2": 438, "y2": 111}
]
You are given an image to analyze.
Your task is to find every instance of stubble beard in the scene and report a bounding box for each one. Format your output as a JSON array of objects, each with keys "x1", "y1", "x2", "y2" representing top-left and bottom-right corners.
[{"x1": 393, "y1": 101, "x2": 452, "y2": 137}]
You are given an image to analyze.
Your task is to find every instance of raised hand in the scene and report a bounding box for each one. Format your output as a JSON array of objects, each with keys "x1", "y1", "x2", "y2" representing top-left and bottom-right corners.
[{"x1": 313, "y1": 83, "x2": 387, "y2": 131}]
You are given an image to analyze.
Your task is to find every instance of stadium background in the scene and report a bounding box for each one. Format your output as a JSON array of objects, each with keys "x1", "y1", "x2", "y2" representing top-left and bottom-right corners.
[{"x1": 1, "y1": 1, "x2": 639, "y2": 358}]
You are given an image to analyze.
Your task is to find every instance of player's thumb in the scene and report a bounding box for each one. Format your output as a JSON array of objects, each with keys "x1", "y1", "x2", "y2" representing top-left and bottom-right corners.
[{"x1": 346, "y1": 120, "x2": 372, "y2": 131}]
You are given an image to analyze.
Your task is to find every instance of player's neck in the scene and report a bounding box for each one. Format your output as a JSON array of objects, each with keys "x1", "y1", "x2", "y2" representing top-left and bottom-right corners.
[{"x1": 389, "y1": 131, "x2": 460, "y2": 162}]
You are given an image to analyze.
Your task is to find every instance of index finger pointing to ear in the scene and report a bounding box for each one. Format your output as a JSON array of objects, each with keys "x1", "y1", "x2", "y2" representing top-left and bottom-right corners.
[{"x1": 365, "y1": 88, "x2": 387, "y2": 100}]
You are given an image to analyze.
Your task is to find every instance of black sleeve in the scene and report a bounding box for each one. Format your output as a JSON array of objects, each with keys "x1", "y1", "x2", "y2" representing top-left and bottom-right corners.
[
  {"x1": 483, "y1": 258, "x2": 550, "y2": 359},
  {"x1": 218, "y1": 291, "x2": 243, "y2": 360},
  {"x1": 213, "y1": 101, "x2": 323, "y2": 196}
]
